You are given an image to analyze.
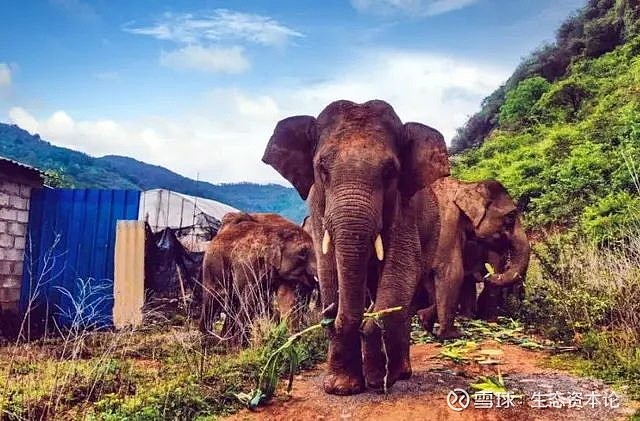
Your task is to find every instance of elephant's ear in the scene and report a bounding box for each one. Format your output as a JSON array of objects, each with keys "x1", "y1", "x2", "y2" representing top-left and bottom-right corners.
[
  {"x1": 262, "y1": 116, "x2": 317, "y2": 200},
  {"x1": 454, "y1": 184, "x2": 489, "y2": 228},
  {"x1": 484, "y1": 180, "x2": 517, "y2": 216},
  {"x1": 399, "y1": 123, "x2": 450, "y2": 197}
]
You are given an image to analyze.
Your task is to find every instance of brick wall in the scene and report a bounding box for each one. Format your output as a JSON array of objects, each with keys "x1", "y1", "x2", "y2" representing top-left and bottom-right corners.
[{"x1": 0, "y1": 180, "x2": 31, "y2": 315}]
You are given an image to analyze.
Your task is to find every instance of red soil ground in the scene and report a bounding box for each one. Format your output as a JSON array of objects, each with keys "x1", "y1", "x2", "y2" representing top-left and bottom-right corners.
[{"x1": 226, "y1": 340, "x2": 638, "y2": 421}]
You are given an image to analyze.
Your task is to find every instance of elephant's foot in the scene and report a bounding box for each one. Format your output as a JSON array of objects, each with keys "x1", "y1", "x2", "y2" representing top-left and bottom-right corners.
[
  {"x1": 436, "y1": 324, "x2": 464, "y2": 341},
  {"x1": 365, "y1": 369, "x2": 398, "y2": 391},
  {"x1": 365, "y1": 361, "x2": 411, "y2": 391},
  {"x1": 362, "y1": 329, "x2": 410, "y2": 389},
  {"x1": 323, "y1": 371, "x2": 365, "y2": 395}
]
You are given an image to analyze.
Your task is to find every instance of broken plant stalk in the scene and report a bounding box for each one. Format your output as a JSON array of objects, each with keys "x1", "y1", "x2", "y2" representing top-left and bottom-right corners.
[{"x1": 237, "y1": 305, "x2": 403, "y2": 409}]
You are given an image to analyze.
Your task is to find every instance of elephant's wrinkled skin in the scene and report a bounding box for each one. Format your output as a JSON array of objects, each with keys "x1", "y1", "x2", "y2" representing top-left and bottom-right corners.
[
  {"x1": 200, "y1": 212, "x2": 317, "y2": 343},
  {"x1": 418, "y1": 177, "x2": 531, "y2": 334},
  {"x1": 262, "y1": 100, "x2": 449, "y2": 395}
]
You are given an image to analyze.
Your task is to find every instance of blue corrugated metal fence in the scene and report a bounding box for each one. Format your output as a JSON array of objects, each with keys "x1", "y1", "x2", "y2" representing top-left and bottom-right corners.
[{"x1": 20, "y1": 189, "x2": 140, "y2": 329}]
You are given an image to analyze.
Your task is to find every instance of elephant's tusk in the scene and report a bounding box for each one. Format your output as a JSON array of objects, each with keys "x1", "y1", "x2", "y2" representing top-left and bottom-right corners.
[
  {"x1": 374, "y1": 234, "x2": 384, "y2": 261},
  {"x1": 322, "y1": 230, "x2": 331, "y2": 255}
]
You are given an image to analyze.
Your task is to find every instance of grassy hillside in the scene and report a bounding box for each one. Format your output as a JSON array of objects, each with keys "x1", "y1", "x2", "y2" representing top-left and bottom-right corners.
[
  {"x1": 0, "y1": 124, "x2": 307, "y2": 222},
  {"x1": 453, "y1": 35, "x2": 640, "y2": 243},
  {"x1": 0, "y1": 124, "x2": 138, "y2": 189}
]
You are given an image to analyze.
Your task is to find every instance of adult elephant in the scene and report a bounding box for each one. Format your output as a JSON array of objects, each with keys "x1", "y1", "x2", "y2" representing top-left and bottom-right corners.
[
  {"x1": 262, "y1": 100, "x2": 449, "y2": 395},
  {"x1": 200, "y1": 212, "x2": 317, "y2": 344},
  {"x1": 418, "y1": 177, "x2": 530, "y2": 332}
]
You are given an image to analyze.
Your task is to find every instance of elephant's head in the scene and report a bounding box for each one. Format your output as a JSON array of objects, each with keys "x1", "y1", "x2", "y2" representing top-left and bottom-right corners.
[
  {"x1": 453, "y1": 180, "x2": 530, "y2": 286},
  {"x1": 263, "y1": 99, "x2": 449, "y2": 317},
  {"x1": 221, "y1": 212, "x2": 317, "y2": 289},
  {"x1": 272, "y1": 224, "x2": 317, "y2": 290}
]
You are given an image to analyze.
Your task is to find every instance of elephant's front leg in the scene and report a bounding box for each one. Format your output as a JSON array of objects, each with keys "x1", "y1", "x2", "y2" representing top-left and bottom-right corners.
[
  {"x1": 313, "y1": 223, "x2": 364, "y2": 394},
  {"x1": 323, "y1": 249, "x2": 367, "y2": 395},
  {"x1": 362, "y1": 230, "x2": 420, "y2": 390},
  {"x1": 275, "y1": 282, "x2": 299, "y2": 331}
]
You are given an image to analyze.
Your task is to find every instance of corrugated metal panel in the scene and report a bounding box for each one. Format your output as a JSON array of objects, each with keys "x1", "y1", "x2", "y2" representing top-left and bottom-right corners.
[
  {"x1": 113, "y1": 220, "x2": 145, "y2": 329},
  {"x1": 20, "y1": 188, "x2": 140, "y2": 329},
  {"x1": 0, "y1": 155, "x2": 45, "y2": 174}
]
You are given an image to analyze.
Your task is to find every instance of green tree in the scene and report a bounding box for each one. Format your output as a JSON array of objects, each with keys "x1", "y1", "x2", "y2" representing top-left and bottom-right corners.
[
  {"x1": 498, "y1": 76, "x2": 551, "y2": 129},
  {"x1": 43, "y1": 169, "x2": 74, "y2": 188}
]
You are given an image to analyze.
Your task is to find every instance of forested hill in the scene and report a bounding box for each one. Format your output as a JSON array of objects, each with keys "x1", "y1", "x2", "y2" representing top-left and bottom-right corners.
[
  {"x1": 0, "y1": 123, "x2": 307, "y2": 222},
  {"x1": 452, "y1": 0, "x2": 640, "y2": 153},
  {"x1": 452, "y1": 0, "x2": 640, "y2": 243}
]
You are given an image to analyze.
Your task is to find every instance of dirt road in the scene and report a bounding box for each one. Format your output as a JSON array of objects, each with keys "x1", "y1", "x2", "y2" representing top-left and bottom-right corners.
[{"x1": 226, "y1": 340, "x2": 638, "y2": 421}]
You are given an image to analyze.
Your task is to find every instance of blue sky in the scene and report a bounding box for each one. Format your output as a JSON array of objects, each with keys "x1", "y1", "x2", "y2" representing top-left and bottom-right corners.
[{"x1": 0, "y1": 0, "x2": 585, "y2": 184}]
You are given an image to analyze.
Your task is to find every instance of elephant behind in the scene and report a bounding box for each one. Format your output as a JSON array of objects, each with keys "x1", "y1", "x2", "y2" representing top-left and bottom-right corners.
[
  {"x1": 417, "y1": 177, "x2": 531, "y2": 333},
  {"x1": 200, "y1": 212, "x2": 317, "y2": 345},
  {"x1": 262, "y1": 99, "x2": 449, "y2": 395}
]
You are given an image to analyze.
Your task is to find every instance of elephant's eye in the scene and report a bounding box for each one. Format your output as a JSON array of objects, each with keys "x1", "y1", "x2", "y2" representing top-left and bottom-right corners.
[{"x1": 317, "y1": 161, "x2": 330, "y2": 184}]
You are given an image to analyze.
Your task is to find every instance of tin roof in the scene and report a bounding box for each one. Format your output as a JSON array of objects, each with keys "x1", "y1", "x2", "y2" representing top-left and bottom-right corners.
[{"x1": 0, "y1": 156, "x2": 45, "y2": 186}]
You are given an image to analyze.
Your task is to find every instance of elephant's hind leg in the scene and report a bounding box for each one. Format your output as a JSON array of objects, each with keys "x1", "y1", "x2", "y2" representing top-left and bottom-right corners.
[{"x1": 458, "y1": 274, "x2": 478, "y2": 319}]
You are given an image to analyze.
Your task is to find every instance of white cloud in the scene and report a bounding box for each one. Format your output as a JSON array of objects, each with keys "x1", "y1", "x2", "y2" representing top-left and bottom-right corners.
[
  {"x1": 160, "y1": 45, "x2": 250, "y2": 74},
  {"x1": 351, "y1": 0, "x2": 478, "y2": 16},
  {"x1": 0, "y1": 63, "x2": 12, "y2": 88},
  {"x1": 9, "y1": 107, "x2": 38, "y2": 132},
  {"x1": 6, "y1": 50, "x2": 507, "y2": 185},
  {"x1": 124, "y1": 9, "x2": 303, "y2": 47},
  {"x1": 283, "y1": 50, "x2": 507, "y2": 141}
]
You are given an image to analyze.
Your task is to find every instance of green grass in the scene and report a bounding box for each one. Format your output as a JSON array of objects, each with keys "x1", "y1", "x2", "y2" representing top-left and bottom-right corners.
[{"x1": 0, "y1": 320, "x2": 327, "y2": 420}]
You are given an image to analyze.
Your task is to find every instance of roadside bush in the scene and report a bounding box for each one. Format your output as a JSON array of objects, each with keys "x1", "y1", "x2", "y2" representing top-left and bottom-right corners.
[
  {"x1": 521, "y1": 232, "x2": 640, "y2": 397},
  {"x1": 581, "y1": 192, "x2": 640, "y2": 244}
]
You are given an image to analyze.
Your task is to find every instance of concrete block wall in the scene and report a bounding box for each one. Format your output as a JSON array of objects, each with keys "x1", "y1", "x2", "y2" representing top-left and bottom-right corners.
[{"x1": 0, "y1": 180, "x2": 31, "y2": 314}]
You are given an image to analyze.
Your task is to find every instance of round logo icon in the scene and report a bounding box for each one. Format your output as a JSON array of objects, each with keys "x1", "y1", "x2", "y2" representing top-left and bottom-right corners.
[{"x1": 447, "y1": 388, "x2": 471, "y2": 412}]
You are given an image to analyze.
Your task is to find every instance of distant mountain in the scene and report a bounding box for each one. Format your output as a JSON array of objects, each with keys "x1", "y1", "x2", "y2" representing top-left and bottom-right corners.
[{"x1": 0, "y1": 123, "x2": 307, "y2": 222}]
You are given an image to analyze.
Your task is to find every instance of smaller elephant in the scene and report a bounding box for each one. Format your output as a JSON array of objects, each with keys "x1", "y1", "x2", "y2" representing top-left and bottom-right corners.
[
  {"x1": 200, "y1": 212, "x2": 317, "y2": 345},
  {"x1": 417, "y1": 177, "x2": 530, "y2": 335}
]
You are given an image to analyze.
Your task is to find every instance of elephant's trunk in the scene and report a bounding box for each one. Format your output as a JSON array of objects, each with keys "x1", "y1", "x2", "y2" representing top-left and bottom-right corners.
[
  {"x1": 486, "y1": 218, "x2": 530, "y2": 287},
  {"x1": 325, "y1": 184, "x2": 379, "y2": 375}
]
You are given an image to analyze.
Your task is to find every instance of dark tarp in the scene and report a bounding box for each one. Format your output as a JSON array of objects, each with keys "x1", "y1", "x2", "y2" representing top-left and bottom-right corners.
[{"x1": 143, "y1": 223, "x2": 207, "y2": 318}]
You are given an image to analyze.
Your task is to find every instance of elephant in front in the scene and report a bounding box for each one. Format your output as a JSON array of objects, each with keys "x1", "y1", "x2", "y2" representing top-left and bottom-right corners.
[
  {"x1": 200, "y1": 212, "x2": 317, "y2": 344},
  {"x1": 262, "y1": 100, "x2": 449, "y2": 395},
  {"x1": 417, "y1": 177, "x2": 531, "y2": 333}
]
